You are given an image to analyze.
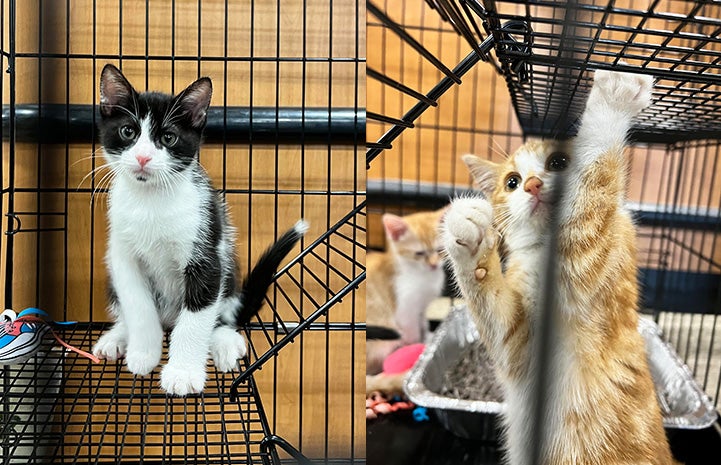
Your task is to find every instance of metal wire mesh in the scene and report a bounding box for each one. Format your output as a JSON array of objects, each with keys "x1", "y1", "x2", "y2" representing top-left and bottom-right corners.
[
  {"x1": 1, "y1": 0, "x2": 365, "y2": 463},
  {"x1": 3, "y1": 327, "x2": 271, "y2": 465},
  {"x1": 434, "y1": 0, "x2": 721, "y2": 142}
]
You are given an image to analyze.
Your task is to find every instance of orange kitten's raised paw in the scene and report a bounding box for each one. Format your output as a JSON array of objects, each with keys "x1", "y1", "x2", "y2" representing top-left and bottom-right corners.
[
  {"x1": 588, "y1": 69, "x2": 653, "y2": 116},
  {"x1": 474, "y1": 267, "x2": 487, "y2": 281},
  {"x1": 442, "y1": 196, "x2": 495, "y2": 269}
]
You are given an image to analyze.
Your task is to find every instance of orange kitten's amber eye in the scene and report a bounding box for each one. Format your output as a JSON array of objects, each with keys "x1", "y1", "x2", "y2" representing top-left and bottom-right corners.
[
  {"x1": 546, "y1": 152, "x2": 569, "y2": 171},
  {"x1": 505, "y1": 174, "x2": 521, "y2": 191}
]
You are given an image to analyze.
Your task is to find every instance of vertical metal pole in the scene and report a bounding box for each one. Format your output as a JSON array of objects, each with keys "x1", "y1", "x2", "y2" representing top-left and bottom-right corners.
[
  {"x1": 529, "y1": 2, "x2": 579, "y2": 464},
  {"x1": 4, "y1": 0, "x2": 16, "y2": 310}
]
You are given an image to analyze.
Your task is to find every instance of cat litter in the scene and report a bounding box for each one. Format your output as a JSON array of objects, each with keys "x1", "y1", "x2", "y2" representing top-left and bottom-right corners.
[
  {"x1": 405, "y1": 306, "x2": 718, "y2": 439},
  {"x1": 439, "y1": 340, "x2": 503, "y2": 403}
]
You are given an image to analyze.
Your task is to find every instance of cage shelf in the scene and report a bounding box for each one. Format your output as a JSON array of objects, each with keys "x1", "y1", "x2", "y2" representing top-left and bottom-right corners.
[
  {"x1": 432, "y1": 0, "x2": 721, "y2": 143},
  {"x1": 1, "y1": 326, "x2": 272, "y2": 465}
]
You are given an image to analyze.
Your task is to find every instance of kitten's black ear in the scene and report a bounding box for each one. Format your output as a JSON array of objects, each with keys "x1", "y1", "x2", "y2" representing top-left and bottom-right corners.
[
  {"x1": 462, "y1": 154, "x2": 499, "y2": 196},
  {"x1": 177, "y1": 77, "x2": 212, "y2": 129},
  {"x1": 99, "y1": 64, "x2": 135, "y2": 118}
]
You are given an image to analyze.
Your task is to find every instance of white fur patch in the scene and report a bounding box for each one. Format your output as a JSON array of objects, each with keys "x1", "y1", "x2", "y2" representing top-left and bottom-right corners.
[
  {"x1": 294, "y1": 219, "x2": 310, "y2": 235},
  {"x1": 210, "y1": 326, "x2": 247, "y2": 372}
]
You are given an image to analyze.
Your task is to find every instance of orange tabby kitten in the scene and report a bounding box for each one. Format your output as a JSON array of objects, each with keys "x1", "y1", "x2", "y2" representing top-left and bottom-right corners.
[
  {"x1": 366, "y1": 208, "x2": 446, "y2": 383},
  {"x1": 442, "y1": 71, "x2": 674, "y2": 464}
]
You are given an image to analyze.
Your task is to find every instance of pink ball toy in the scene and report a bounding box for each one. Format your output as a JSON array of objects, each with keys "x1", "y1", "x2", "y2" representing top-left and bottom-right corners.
[{"x1": 382, "y1": 343, "x2": 425, "y2": 374}]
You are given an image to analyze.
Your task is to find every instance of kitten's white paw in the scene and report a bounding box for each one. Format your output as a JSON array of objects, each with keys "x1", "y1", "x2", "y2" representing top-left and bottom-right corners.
[
  {"x1": 589, "y1": 69, "x2": 654, "y2": 116},
  {"x1": 125, "y1": 346, "x2": 162, "y2": 376},
  {"x1": 160, "y1": 364, "x2": 207, "y2": 396},
  {"x1": 93, "y1": 328, "x2": 127, "y2": 361},
  {"x1": 442, "y1": 196, "x2": 495, "y2": 269},
  {"x1": 210, "y1": 327, "x2": 247, "y2": 372}
]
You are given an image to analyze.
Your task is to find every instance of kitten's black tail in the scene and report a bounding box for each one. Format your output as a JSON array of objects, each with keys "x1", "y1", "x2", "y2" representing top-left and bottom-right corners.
[{"x1": 236, "y1": 220, "x2": 309, "y2": 326}]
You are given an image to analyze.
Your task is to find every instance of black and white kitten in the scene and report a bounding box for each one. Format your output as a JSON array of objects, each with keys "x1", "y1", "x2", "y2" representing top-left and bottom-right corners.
[{"x1": 92, "y1": 64, "x2": 308, "y2": 396}]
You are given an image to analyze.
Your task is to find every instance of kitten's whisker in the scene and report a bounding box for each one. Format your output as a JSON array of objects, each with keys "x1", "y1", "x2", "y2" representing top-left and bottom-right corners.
[
  {"x1": 159, "y1": 171, "x2": 172, "y2": 195},
  {"x1": 104, "y1": 103, "x2": 137, "y2": 121},
  {"x1": 91, "y1": 170, "x2": 116, "y2": 205},
  {"x1": 162, "y1": 97, "x2": 183, "y2": 128},
  {"x1": 490, "y1": 137, "x2": 510, "y2": 160},
  {"x1": 71, "y1": 149, "x2": 106, "y2": 168},
  {"x1": 165, "y1": 169, "x2": 183, "y2": 194},
  {"x1": 131, "y1": 92, "x2": 140, "y2": 121},
  {"x1": 493, "y1": 206, "x2": 517, "y2": 237},
  {"x1": 93, "y1": 168, "x2": 116, "y2": 193},
  {"x1": 77, "y1": 161, "x2": 119, "y2": 190}
]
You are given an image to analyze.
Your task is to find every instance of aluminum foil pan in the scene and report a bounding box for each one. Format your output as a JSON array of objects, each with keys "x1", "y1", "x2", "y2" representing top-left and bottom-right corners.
[{"x1": 405, "y1": 305, "x2": 718, "y2": 439}]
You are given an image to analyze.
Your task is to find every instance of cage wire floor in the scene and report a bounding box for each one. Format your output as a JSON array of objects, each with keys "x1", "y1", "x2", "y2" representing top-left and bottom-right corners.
[
  {"x1": 1, "y1": 204, "x2": 365, "y2": 464},
  {"x1": 1, "y1": 325, "x2": 274, "y2": 465}
]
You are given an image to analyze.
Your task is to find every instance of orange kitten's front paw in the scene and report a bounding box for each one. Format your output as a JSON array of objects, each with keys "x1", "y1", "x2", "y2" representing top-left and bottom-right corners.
[
  {"x1": 442, "y1": 196, "x2": 495, "y2": 271},
  {"x1": 474, "y1": 267, "x2": 487, "y2": 281},
  {"x1": 589, "y1": 69, "x2": 654, "y2": 116}
]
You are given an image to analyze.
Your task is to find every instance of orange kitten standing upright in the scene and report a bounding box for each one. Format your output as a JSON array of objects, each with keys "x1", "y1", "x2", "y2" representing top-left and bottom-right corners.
[
  {"x1": 442, "y1": 71, "x2": 674, "y2": 464},
  {"x1": 366, "y1": 208, "x2": 446, "y2": 381}
]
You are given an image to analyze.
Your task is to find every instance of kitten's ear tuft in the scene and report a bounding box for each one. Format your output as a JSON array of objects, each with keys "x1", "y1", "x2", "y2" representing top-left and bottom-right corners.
[
  {"x1": 462, "y1": 154, "x2": 499, "y2": 196},
  {"x1": 382, "y1": 214, "x2": 408, "y2": 242},
  {"x1": 99, "y1": 64, "x2": 135, "y2": 118},
  {"x1": 178, "y1": 77, "x2": 213, "y2": 128}
]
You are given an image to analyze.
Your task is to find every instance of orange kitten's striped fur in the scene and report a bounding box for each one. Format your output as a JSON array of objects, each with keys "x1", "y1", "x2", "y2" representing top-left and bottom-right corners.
[
  {"x1": 366, "y1": 209, "x2": 445, "y2": 381},
  {"x1": 442, "y1": 71, "x2": 674, "y2": 464}
]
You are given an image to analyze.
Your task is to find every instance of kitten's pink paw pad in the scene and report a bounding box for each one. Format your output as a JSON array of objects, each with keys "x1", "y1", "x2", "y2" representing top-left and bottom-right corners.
[
  {"x1": 160, "y1": 365, "x2": 206, "y2": 396},
  {"x1": 590, "y1": 69, "x2": 654, "y2": 115},
  {"x1": 125, "y1": 348, "x2": 161, "y2": 376},
  {"x1": 93, "y1": 330, "x2": 127, "y2": 361},
  {"x1": 443, "y1": 197, "x2": 494, "y2": 265},
  {"x1": 210, "y1": 328, "x2": 247, "y2": 372}
]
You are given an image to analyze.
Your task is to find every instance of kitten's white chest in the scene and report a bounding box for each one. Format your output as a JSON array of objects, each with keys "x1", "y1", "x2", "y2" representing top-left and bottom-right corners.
[
  {"x1": 109, "y1": 176, "x2": 203, "y2": 260},
  {"x1": 108, "y1": 176, "x2": 206, "y2": 325},
  {"x1": 393, "y1": 260, "x2": 445, "y2": 343}
]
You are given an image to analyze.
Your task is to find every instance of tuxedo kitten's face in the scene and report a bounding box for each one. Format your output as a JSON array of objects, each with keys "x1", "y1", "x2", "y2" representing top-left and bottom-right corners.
[
  {"x1": 464, "y1": 141, "x2": 570, "y2": 245},
  {"x1": 98, "y1": 64, "x2": 212, "y2": 186}
]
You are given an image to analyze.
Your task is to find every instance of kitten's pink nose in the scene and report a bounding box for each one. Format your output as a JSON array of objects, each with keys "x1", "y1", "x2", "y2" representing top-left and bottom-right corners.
[
  {"x1": 135, "y1": 154, "x2": 151, "y2": 168},
  {"x1": 524, "y1": 176, "x2": 543, "y2": 196}
]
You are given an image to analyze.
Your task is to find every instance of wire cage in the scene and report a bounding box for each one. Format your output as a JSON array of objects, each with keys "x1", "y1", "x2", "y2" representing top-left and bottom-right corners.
[
  {"x1": 1, "y1": 1, "x2": 365, "y2": 464},
  {"x1": 368, "y1": 0, "x2": 721, "y2": 462}
]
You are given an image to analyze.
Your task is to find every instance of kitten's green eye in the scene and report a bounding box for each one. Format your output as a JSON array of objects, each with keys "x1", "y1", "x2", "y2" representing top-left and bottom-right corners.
[
  {"x1": 546, "y1": 152, "x2": 569, "y2": 172},
  {"x1": 505, "y1": 174, "x2": 521, "y2": 191},
  {"x1": 119, "y1": 125, "x2": 136, "y2": 140},
  {"x1": 161, "y1": 131, "x2": 178, "y2": 147}
]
